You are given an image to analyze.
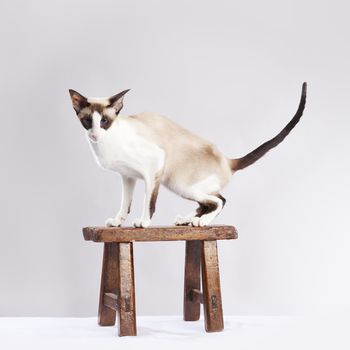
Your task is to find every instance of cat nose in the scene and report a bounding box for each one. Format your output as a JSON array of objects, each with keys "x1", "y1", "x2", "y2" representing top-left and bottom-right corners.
[{"x1": 90, "y1": 134, "x2": 98, "y2": 141}]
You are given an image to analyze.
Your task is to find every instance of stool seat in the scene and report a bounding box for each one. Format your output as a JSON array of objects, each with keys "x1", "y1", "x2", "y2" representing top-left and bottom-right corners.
[
  {"x1": 83, "y1": 225, "x2": 237, "y2": 242},
  {"x1": 83, "y1": 225, "x2": 238, "y2": 337}
]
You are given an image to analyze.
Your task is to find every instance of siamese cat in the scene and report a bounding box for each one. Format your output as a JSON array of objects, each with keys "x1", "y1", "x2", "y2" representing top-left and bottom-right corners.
[{"x1": 69, "y1": 83, "x2": 306, "y2": 228}]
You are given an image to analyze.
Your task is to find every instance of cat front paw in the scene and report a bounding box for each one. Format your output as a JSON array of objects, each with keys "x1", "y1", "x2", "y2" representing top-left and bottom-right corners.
[
  {"x1": 133, "y1": 218, "x2": 151, "y2": 228},
  {"x1": 105, "y1": 217, "x2": 122, "y2": 227}
]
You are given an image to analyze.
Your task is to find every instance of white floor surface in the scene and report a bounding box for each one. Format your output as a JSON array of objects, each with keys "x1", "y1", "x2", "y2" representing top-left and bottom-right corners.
[{"x1": 0, "y1": 316, "x2": 349, "y2": 350}]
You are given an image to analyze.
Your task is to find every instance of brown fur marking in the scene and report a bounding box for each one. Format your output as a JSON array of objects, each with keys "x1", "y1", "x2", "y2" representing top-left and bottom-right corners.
[
  {"x1": 195, "y1": 194, "x2": 226, "y2": 218},
  {"x1": 71, "y1": 89, "x2": 130, "y2": 131},
  {"x1": 195, "y1": 201, "x2": 218, "y2": 217},
  {"x1": 216, "y1": 194, "x2": 226, "y2": 207},
  {"x1": 77, "y1": 104, "x2": 117, "y2": 130},
  {"x1": 149, "y1": 173, "x2": 162, "y2": 218},
  {"x1": 69, "y1": 89, "x2": 89, "y2": 114},
  {"x1": 108, "y1": 89, "x2": 130, "y2": 114},
  {"x1": 231, "y1": 83, "x2": 307, "y2": 171},
  {"x1": 100, "y1": 115, "x2": 115, "y2": 130}
]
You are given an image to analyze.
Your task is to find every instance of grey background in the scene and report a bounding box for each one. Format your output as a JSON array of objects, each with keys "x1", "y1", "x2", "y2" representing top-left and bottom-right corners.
[{"x1": 0, "y1": 0, "x2": 349, "y2": 316}]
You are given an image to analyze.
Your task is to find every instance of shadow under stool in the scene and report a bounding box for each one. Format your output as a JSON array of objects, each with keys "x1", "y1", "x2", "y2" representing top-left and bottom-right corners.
[{"x1": 83, "y1": 225, "x2": 238, "y2": 336}]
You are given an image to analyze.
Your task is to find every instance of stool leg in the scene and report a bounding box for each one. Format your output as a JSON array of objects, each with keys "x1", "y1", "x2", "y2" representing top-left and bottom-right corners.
[
  {"x1": 98, "y1": 242, "x2": 119, "y2": 326},
  {"x1": 117, "y1": 242, "x2": 137, "y2": 336},
  {"x1": 183, "y1": 240, "x2": 202, "y2": 321},
  {"x1": 201, "y1": 240, "x2": 224, "y2": 332}
]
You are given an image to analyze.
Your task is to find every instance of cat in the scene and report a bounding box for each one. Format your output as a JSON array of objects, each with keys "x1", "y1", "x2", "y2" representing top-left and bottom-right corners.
[{"x1": 69, "y1": 83, "x2": 307, "y2": 228}]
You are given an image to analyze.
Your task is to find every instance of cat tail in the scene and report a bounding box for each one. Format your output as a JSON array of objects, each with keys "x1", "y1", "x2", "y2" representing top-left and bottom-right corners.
[{"x1": 230, "y1": 82, "x2": 307, "y2": 172}]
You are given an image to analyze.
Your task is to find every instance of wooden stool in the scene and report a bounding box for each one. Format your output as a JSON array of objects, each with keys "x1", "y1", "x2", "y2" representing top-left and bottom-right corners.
[{"x1": 83, "y1": 225, "x2": 237, "y2": 336}]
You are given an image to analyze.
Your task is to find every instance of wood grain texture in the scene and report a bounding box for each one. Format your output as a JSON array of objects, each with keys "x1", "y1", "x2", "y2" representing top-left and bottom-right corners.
[
  {"x1": 189, "y1": 289, "x2": 203, "y2": 304},
  {"x1": 117, "y1": 242, "x2": 137, "y2": 336},
  {"x1": 103, "y1": 293, "x2": 120, "y2": 311},
  {"x1": 83, "y1": 225, "x2": 237, "y2": 243},
  {"x1": 98, "y1": 243, "x2": 119, "y2": 326},
  {"x1": 183, "y1": 241, "x2": 202, "y2": 321},
  {"x1": 87, "y1": 226, "x2": 237, "y2": 336},
  {"x1": 201, "y1": 240, "x2": 224, "y2": 332}
]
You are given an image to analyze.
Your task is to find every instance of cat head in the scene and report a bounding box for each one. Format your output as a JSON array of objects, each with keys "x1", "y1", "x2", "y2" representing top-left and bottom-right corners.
[{"x1": 69, "y1": 89, "x2": 129, "y2": 143}]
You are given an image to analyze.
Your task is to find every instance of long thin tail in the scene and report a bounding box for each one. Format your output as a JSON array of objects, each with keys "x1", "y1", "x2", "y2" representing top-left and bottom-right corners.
[{"x1": 231, "y1": 82, "x2": 307, "y2": 171}]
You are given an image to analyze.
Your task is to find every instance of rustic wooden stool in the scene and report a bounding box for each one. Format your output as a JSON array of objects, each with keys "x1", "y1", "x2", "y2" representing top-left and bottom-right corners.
[{"x1": 83, "y1": 225, "x2": 237, "y2": 337}]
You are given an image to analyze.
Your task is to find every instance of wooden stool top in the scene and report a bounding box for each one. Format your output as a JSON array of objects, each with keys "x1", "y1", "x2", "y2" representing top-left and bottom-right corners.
[{"x1": 83, "y1": 225, "x2": 238, "y2": 243}]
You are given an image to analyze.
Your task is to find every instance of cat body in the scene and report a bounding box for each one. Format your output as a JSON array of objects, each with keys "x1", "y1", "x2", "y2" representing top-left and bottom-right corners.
[
  {"x1": 69, "y1": 84, "x2": 306, "y2": 227},
  {"x1": 88, "y1": 112, "x2": 231, "y2": 227}
]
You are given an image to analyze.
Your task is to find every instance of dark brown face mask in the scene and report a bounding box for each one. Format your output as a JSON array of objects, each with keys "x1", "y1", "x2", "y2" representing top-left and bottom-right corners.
[{"x1": 68, "y1": 89, "x2": 130, "y2": 130}]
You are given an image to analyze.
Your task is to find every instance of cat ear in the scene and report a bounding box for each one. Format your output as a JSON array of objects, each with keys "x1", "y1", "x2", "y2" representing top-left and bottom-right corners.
[
  {"x1": 69, "y1": 89, "x2": 89, "y2": 114},
  {"x1": 108, "y1": 89, "x2": 130, "y2": 114}
]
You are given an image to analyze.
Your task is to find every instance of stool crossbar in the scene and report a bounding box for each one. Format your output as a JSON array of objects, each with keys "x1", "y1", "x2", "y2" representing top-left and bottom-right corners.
[{"x1": 83, "y1": 225, "x2": 238, "y2": 337}]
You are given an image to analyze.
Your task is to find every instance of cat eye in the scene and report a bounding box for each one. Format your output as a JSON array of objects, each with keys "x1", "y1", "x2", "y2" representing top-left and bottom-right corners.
[
  {"x1": 81, "y1": 116, "x2": 92, "y2": 129},
  {"x1": 101, "y1": 117, "x2": 108, "y2": 124}
]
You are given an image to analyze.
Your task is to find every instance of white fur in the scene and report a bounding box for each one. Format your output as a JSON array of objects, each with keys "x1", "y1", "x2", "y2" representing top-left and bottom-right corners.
[
  {"x1": 188, "y1": 175, "x2": 221, "y2": 196},
  {"x1": 83, "y1": 111, "x2": 226, "y2": 227},
  {"x1": 86, "y1": 114, "x2": 165, "y2": 227}
]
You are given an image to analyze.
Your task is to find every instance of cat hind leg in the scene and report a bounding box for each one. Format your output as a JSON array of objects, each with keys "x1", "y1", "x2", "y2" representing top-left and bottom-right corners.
[
  {"x1": 190, "y1": 193, "x2": 226, "y2": 227},
  {"x1": 174, "y1": 194, "x2": 226, "y2": 226}
]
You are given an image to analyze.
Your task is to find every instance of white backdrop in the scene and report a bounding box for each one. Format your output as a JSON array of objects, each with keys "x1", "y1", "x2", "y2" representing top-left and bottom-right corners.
[{"x1": 0, "y1": 0, "x2": 349, "y2": 317}]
